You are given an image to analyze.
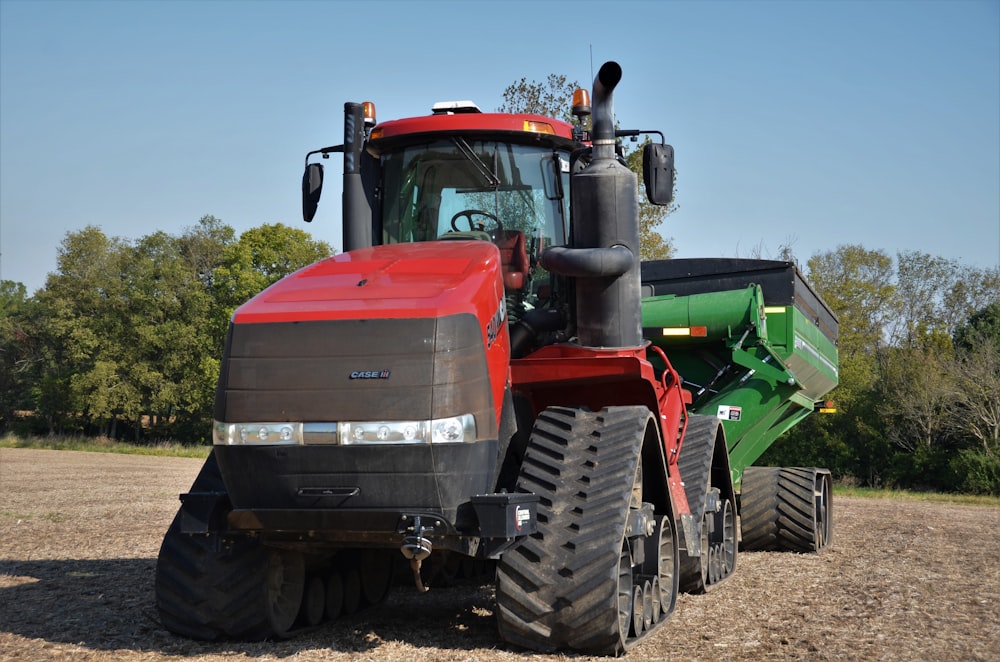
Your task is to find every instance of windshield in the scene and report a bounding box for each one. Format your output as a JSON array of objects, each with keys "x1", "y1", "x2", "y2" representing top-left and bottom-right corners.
[{"x1": 380, "y1": 139, "x2": 570, "y2": 250}]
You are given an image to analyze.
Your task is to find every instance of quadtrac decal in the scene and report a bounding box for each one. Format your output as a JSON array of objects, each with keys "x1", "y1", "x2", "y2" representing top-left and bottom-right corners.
[{"x1": 486, "y1": 296, "x2": 507, "y2": 349}]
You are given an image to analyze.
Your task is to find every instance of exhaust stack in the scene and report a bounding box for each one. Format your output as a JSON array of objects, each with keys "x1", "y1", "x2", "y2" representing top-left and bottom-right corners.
[{"x1": 540, "y1": 61, "x2": 642, "y2": 348}]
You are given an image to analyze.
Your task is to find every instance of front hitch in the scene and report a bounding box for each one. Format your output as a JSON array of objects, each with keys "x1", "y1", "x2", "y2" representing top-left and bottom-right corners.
[{"x1": 399, "y1": 514, "x2": 434, "y2": 592}]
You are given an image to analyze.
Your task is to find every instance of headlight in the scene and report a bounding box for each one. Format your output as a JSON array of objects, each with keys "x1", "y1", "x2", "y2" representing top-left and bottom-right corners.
[
  {"x1": 340, "y1": 414, "x2": 476, "y2": 445},
  {"x1": 213, "y1": 414, "x2": 476, "y2": 446},
  {"x1": 214, "y1": 421, "x2": 303, "y2": 446}
]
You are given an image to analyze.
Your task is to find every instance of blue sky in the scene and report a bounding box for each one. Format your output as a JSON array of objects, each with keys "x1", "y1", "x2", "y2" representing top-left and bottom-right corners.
[{"x1": 2, "y1": 0, "x2": 998, "y2": 295}]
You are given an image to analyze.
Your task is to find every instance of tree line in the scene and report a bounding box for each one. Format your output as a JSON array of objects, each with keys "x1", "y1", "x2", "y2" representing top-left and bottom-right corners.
[
  {"x1": 763, "y1": 246, "x2": 1000, "y2": 494},
  {"x1": 1, "y1": 220, "x2": 998, "y2": 493}
]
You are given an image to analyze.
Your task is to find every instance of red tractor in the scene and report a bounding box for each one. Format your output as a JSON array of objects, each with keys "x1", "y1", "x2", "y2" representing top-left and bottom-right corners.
[{"x1": 155, "y1": 61, "x2": 833, "y2": 655}]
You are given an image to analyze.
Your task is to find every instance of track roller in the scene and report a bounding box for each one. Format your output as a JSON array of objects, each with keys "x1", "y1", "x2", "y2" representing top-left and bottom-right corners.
[{"x1": 299, "y1": 574, "x2": 326, "y2": 627}]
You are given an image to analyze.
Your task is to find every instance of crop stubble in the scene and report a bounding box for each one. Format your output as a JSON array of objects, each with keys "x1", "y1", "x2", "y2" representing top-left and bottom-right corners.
[{"x1": 1, "y1": 448, "x2": 997, "y2": 661}]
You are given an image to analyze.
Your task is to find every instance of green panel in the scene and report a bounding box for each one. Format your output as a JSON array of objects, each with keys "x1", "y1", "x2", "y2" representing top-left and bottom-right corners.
[
  {"x1": 641, "y1": 285, "x2": 767, "y2": 344},
  {"x1": 642, "y1": 287, "x2": 839, "y2": 482}
]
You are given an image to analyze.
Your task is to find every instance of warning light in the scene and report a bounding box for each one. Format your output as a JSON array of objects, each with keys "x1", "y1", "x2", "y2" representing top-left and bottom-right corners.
[
  {"x1": 362, "y1": 101, "x2": 376, "y2": 126},
  {"x1": 572, "y1": 89, "x2": 591, "y2": 117},
  {"x1": 815, "y1": 400, "x2": 837, "y2": 414}
]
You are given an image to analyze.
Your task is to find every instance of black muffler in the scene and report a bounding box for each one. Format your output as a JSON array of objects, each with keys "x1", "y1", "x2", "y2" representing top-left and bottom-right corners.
[{"x1": 540, "y1": 61, "x2": 642, "y2": 349}]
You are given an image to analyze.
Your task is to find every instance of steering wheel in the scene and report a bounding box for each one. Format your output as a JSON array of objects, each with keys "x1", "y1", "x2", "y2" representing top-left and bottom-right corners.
[{"x1": 450, "y1": 209, "x2": 503, "y2": 233}]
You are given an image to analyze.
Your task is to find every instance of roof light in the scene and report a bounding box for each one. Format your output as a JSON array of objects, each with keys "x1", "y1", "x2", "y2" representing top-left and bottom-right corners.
[
  {"x1": 431, "y1": 100, "x2": 482, "y2": 115},
  {"x1": 362, "y1": 101, "x2": 376, "y2": 127},
  {"x1": 572, "y1": 88, "x2": 592, "y2": 117}
]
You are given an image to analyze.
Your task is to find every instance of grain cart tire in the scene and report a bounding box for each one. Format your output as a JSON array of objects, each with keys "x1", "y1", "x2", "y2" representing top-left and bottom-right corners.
[
  {"x1": 740, "y1": 467, "x2": 833, "y2": 553},
  {"x1": 496, "y1": 406, "x2": 658, "y2": 655},
  {"x1": 156, "y1": 452, "x2": 304, "y2": 640}
]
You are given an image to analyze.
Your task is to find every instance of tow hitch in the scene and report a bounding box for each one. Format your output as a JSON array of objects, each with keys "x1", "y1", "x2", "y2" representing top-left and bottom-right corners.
[{"x1": 399, "y1": 514, "x2": 434, "y2": 592}]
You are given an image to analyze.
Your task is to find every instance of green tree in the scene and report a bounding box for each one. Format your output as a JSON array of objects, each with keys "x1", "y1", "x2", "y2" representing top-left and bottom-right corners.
[
  {"x1": 115, "y1": 229, "x2": 221, "y2": 440},
  {"x1": 877, "y1": 345, "x2": 954, "y2": 453},
  {"x1": 946, "y1": 302, "x2": 1000, "y2": 457},
  {"x1": 954, "y1": 300, "x2": 1000, "y2": 353},
  {"x1": 34, "y1": 226, "x2": 129, "y2": 433},
  {"x1": 213, "y1": 223, "x2": 333, "y2": 317},
  {"x1": 0, "y1": 281, "x2": 35, "y2": 428},
  {"x1": 894, "y1": 251, "x2": 1000, "y2": 348},
  {"x1": 498, "y1": 74, "x2": 581, "y2": 123},
  {"x1": 807, "y1": 245, "x2": 897, "y2": 361}
]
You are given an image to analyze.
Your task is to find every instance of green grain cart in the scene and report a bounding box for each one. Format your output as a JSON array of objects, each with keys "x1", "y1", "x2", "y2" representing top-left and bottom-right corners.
[{"x1": 641, "y1": 257, "x2": 838, "y2": 554}]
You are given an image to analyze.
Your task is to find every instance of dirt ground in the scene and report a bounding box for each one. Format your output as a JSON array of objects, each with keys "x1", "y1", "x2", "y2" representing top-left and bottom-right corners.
[{"x1": 0, "y1": 447, "x2": 997, "y2": 661}]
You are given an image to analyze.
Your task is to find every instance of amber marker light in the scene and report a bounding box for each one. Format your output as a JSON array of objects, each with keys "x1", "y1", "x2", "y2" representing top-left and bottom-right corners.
[{"x1": 523, "y1": 120, "x2": 555, "y2": 134}]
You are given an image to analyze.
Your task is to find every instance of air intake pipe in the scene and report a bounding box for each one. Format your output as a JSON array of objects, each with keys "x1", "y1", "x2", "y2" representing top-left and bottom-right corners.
[
  {"x1": 343, "y1": 102, "x2": 373, "y2": 252},
  {"x1": 539, "y1": 61, "x2": 642, "y2": 349}
]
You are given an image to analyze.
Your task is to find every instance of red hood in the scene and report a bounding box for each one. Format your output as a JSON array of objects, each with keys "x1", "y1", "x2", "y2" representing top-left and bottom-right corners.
[{"x1": 231, "y1": 241, "x2": 503, "y2": 324}]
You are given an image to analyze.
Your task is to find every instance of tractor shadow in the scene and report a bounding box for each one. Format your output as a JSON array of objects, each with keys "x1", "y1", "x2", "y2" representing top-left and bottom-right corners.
[{"x1": 0, "y1": 558, "x2": 510, "y2": 657}]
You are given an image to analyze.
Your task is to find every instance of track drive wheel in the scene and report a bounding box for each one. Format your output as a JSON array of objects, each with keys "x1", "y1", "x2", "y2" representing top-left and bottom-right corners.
[
  {"x1": 266, "y1": 550, "x2": 305, "y2": 634},
  {"x1": 740, "y1": 467, "x2": 834, "y2": 553},
  {"x1": 495, "y1": 406, "x2": 657, "y2": 655}
]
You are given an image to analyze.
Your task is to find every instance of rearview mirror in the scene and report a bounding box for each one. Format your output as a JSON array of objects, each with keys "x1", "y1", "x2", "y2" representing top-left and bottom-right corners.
[
  {"x1": 543, "y1": 154, "x2": 565, "y2": 201},
  {"x1": 643, "y1": 143, "x2": 674, "y2": 206},
  {"x1": 302, "y1": 162, "x2": 324, "y2": 222}
]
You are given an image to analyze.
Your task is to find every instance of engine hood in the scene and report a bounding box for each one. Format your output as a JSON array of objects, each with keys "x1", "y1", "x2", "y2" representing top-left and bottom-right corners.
[{"x1": 232, "y1": 241, "x2": 504, "y2": 324}]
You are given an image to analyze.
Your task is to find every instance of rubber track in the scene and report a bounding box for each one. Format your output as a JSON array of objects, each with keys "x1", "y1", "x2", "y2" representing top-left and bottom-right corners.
[
  {"x1": 495, "y1": 406, "x2": 647, "y2": 655},
  {"x1": 676, "y1": 415, "x2": 719, "y2": 524},
  {"x1": 740, "y1": 467, "x2": 826, "y2": 553},
  {"x1": 675, "y1": 414, "x2": 718, "y2": 593},
  {"x1": 155, "y1": 452, "x2": 273, "y2": 641}
]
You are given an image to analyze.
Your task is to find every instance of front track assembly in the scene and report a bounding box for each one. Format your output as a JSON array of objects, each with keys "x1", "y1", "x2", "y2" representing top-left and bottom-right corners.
[{"x1": 495, "y1": 406, "x2": 680, "y2": 655}]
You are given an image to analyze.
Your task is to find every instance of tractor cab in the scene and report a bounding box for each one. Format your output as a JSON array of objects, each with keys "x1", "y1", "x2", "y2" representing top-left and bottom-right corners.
[{"x1": 303, "y1": 100, "x2": 584, "y2": 322}]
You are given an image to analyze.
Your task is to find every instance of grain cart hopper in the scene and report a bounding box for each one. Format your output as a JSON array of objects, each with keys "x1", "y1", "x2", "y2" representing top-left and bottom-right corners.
[{"x1": 155, "y1": 61, "x2": 837, "y2": 655}]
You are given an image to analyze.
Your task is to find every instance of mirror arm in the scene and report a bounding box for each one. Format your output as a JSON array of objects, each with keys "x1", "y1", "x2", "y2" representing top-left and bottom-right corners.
[
  {"x1": 304, "y1": 144, "x2": 344, "y2": 167},
  {"x1": 615, "y1": 129, "x2": 665, "y2": 145}
]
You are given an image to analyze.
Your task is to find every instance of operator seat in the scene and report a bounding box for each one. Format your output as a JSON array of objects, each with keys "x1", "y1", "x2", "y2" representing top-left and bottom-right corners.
[{"x1": 494, "y1": 230, "x2": 529, "y2": 291}]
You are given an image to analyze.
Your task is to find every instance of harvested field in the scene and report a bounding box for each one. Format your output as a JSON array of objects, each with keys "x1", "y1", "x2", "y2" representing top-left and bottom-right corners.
[{"x1": 1, "y1": 447, "x2": 997, "y2": 661}]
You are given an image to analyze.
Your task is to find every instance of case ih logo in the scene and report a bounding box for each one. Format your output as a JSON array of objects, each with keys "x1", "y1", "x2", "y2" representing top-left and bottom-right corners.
[
  {"x1": 349, "y1": 370, "x2": 391, "y2": 380},
  {"x1": 486, "y1": 297, "x2": 507, "y2": 349}
]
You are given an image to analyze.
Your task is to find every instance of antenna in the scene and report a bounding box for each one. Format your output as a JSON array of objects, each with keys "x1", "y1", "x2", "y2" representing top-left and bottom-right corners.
[{"x1": 589, "y1": 44, "x2": 594, "y2": 82}]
